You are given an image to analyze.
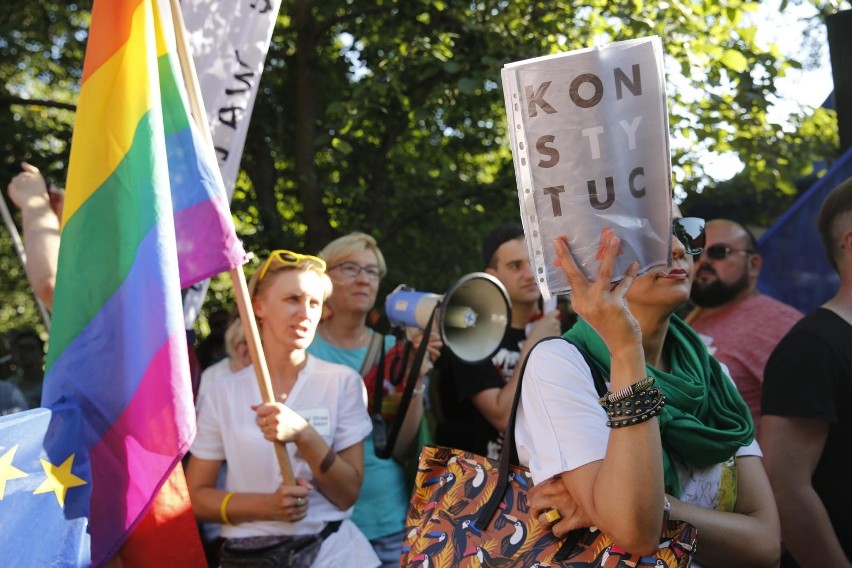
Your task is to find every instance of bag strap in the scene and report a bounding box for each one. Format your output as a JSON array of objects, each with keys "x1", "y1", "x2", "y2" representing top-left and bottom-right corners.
[
  {"x1": 370, "y1": 334, "x2": 390, "y2": 453},
  {"x1": 476, "y1": 336, "x2": 606, "y2": 530},
  {"x1": 319, "y1": 520, "x2": 342, "y2": 540},
  {"x1": 360, "y1": 331, "x2": 385, "y2": 378}
]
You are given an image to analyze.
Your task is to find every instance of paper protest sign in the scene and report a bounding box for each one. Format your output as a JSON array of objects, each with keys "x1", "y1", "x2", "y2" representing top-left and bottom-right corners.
[{"x1": 501, "y1": 37, "x2": 673, "y2": 298}]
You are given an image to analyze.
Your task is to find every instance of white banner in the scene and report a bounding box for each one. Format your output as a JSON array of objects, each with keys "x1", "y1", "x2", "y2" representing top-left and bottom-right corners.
[
  {"x1": 501, "y1": 37, "x2": 673, "y2": 299},
  {"x1": 182, "y1": 0, "x2": 281, "y2": 197},
  {"x1": 180, "y1": 0, "x2": 281, "y2": 327}
]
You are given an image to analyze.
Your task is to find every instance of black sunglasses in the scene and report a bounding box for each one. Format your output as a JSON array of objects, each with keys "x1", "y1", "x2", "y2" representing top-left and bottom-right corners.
[
  {"x1": 702, "y1": 243, "x2": 755, "y2": 260},
  {"x1": 672, "y1": 217, "x2": 705, "y2": 256}
]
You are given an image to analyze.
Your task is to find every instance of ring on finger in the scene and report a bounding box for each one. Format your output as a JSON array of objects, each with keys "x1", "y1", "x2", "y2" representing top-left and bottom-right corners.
[
  {"x1": 543, "y1": 508, "x2": 561, "y2": 523},
  {"x1": 296, "y1": 497, "x2": 306, "y2": 507}
]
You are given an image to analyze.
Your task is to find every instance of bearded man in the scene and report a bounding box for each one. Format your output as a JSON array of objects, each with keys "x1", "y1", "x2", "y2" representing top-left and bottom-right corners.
[{"x1": 685, "y1": 219, "x2": 802, "y2": 437}]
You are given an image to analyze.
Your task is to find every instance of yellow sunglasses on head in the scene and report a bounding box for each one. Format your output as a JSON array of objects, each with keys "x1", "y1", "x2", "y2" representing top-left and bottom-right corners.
[{"x1": 256, "y1": 250, "x2": 327, "y2": 282}]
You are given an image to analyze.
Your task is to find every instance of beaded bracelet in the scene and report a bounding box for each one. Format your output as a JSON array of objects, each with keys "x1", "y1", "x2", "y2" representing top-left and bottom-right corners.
[
  {"x1": 598, "y1": 376, "x2": 655, "y2": 407},
  {"x1": 220, "y1": 491, "x2": 236, "y2": 525}
]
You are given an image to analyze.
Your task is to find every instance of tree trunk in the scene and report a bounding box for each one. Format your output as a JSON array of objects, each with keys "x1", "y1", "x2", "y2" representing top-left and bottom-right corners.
[{"x1": 293, "y1": 0, "x2": 334, "y2": 251}]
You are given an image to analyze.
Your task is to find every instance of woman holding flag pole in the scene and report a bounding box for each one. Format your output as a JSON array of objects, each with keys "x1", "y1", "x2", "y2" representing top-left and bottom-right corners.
[{"x1": 186, "y1": 250, "x2": 380, "y2": 567}]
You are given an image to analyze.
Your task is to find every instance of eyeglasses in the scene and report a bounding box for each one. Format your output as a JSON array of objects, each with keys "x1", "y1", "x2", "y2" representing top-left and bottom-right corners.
[
  {"x1": 672, "y1": 217, "x2": 706, "y2": 256},
  {"x1": 256, "y1": 250, "x2": 327, "y2": 282},
  {"x1": 700, "y1": 244, "x2": 755, "y2": 261},
  {"x1": 328, "y1": 261, "x2": 384, "y2": 282}
]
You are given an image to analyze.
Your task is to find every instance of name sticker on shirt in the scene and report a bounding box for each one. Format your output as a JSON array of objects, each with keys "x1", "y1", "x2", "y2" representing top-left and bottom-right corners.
[{"x1": 297, "y1": 407, "x2": 332, "y2": 437}]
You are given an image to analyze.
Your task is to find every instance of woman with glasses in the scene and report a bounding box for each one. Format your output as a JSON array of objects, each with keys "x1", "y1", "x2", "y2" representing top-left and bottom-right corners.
[
  {"x1": 307, "y1": 232, "x2": 440, "y2": 568},
  {"x1": 515, "y1": 211, "x2": 781, "y2": 567},
  {"x1": 186, "y1": 250, "x2": 380, "y2": 567}
]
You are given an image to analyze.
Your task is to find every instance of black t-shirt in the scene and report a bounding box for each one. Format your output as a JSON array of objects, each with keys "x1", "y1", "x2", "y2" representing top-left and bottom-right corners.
[
  {"x1": 762, "y1": 308, "x2": 852, "y2": 558},
  {"x1": 434, "y1": 327, "x2": 527, "y2": 459}
]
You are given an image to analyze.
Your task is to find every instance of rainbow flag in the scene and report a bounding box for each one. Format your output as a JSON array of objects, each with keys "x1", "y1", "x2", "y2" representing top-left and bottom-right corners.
[{"x1": 37, "y1": 0, "x2": 246, "y2": 564}]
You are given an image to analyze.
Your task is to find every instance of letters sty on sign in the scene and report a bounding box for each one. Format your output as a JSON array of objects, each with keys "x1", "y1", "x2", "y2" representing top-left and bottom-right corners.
[{"x1": 501, "y1": 36, "x2": 673, "y2": 299}]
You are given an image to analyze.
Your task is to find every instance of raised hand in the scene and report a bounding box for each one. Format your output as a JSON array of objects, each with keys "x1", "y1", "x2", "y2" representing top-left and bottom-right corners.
[
  {"x1": 553, "y1": 233, "x2": 640, "y2": 354},
  {"x1": 407, "y1": 329, "x2": 443, "y2": 366},
  {"x1": 8, "y1": 162, "x2": 50, "y2": 210}
]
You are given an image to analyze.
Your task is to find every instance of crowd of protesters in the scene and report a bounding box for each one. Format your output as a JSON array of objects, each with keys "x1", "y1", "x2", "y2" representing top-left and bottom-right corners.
[{"x1": 4, "y1": 162, "x2": 850, "y2": 567}]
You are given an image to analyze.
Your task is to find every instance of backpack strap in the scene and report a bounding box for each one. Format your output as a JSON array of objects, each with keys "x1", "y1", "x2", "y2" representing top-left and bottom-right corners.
[{"x1": 476, "y1": 336, "x2": 605, "y2": 530}]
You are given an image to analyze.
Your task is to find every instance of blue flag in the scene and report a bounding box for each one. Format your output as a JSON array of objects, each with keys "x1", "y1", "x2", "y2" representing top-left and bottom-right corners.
[
  {"x1": 0, "y1": 402, "x2": 92, "y2": 566},
  {"x1": 759, "y1": 145, "x2": 852, "y2": 313}
]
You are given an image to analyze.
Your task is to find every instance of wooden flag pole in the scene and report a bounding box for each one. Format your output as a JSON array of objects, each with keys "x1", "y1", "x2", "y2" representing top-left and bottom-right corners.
[{"x1": 167, "y1": 0, "x2": 295, "y2": 485}]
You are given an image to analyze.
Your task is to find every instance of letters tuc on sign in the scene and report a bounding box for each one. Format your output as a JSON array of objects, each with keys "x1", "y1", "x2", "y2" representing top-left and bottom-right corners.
[{"x1": 501, "y1": 36, "x2": 673, "y2": 299}]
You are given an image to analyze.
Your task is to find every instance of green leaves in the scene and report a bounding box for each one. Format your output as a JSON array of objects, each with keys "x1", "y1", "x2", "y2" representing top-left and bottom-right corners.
[
  {"x1": 0, "y1": 0, "x2": 843, "y2": 335},
  {"x1": 720, "y1": 49, "x2": 749, "y2": 73}
]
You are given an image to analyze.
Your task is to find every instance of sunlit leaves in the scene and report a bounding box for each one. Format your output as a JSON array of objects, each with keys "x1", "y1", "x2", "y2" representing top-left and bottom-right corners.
[
  {"x1": 0, "y1": 0, "x2": 845, "y2": 334},
  {"x1": 720, "y1": 49, "x2": 749, "y2": 72}
]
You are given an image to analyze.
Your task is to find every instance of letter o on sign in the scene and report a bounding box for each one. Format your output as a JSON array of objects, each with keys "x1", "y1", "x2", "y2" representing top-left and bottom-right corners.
[{"x1": 569, "y1": 73, "x2": 604, "y2": 109}]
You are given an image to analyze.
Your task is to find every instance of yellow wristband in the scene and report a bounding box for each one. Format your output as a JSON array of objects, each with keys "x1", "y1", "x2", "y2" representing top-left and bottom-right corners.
[{"x1": 220, "y1": 491, "x2": 236, "y2": 525}]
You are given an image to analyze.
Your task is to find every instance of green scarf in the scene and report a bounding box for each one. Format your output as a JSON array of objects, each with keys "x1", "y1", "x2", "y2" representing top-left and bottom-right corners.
[{"x1": 564, "y1": 314, "x2": 754, "y2": 495}]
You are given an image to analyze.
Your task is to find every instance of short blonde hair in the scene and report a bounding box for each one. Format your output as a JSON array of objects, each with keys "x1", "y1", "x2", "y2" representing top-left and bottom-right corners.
[{"x1": 318, "y1": 232, "x2": 387, "y2": 276}]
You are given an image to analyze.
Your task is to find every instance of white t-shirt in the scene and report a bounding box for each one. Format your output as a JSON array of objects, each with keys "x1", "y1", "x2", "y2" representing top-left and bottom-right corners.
[
  {"x1": 195, "y1": 357, "x2": 233, "y2": 415},
  {"x1": 516, "y1": 339, "x2": 760, "y2": 511},
  {"x1": 191, "y1": 355, "x2": 378, "y2": 565}
]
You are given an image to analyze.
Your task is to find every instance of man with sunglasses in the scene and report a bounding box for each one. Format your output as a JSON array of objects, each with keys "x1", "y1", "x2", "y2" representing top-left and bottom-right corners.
[{"x1": 685, "y1": 218, "x2": 802, "y2": 435}]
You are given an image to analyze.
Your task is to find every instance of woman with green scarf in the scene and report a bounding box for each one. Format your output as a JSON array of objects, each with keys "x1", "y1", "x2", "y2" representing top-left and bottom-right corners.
[{"x1": 515, "y1": 219, "x2": 780, "y2": 567}]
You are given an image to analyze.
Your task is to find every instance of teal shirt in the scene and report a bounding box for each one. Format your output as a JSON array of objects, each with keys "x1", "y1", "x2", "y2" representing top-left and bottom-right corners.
[{"x1": 307, "y1": 332, "x2": 409, "y2": 540}]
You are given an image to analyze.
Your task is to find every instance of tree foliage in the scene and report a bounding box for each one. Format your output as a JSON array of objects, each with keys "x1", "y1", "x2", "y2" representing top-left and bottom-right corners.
[{"x1": 0, "y1": 0, "x2": 844, "y2": 336}]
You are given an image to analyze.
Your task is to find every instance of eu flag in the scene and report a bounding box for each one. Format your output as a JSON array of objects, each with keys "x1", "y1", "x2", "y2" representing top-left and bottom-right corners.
[{"x1": 0, "y1": 402, "x2": 91, "y2": 566}]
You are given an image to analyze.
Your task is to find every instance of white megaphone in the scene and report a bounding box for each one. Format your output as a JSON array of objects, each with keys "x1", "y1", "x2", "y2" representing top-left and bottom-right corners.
[{"x1": 384, "y1": 272, "x2": 511, "y2": 364}]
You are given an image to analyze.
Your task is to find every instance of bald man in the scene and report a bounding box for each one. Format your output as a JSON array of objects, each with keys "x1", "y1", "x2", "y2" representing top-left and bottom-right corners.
[{"x1": 685, "y1": 219, "x2": 802, "y2": 436}]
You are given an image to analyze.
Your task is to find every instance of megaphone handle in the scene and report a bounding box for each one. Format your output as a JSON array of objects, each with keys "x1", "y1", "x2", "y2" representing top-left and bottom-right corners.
[{"x1": 378, "y1": 304, "x2": 437, "y2": 459}]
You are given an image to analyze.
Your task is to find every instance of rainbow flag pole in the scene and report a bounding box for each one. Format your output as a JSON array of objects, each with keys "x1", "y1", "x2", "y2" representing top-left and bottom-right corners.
[{"x1": 166, "y1": 0, "x2": 295, "y2": 485}]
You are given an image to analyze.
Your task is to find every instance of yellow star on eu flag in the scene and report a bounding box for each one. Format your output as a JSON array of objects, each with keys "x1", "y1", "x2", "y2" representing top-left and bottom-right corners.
[
  {"x1": 34, "y1": 453, "x2": 88, "y2": 507},
  {"x1": 0, "y1": 445, "x2": 28, "y2": 500}
]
